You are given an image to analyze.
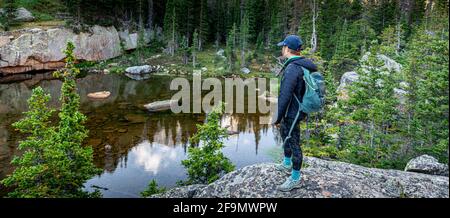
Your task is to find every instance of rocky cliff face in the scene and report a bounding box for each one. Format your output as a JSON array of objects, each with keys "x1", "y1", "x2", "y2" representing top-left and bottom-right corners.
[
  {"x1": 0, "y1": 26, "x2": 122, "y2": 75},
  {"x1": 152, "y1": 157, "x2": 449, "y2": 198}
]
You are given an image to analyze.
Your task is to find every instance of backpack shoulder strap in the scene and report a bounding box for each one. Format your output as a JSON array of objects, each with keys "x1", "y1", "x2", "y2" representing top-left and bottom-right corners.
[{"x1": 282, "y1": 61, "x2": 305, "y2": 118}]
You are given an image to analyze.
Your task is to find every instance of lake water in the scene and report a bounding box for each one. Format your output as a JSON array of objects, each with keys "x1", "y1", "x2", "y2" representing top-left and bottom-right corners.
[{"x1": 0, "y1": 73, "x2": 282, "y2": 198}]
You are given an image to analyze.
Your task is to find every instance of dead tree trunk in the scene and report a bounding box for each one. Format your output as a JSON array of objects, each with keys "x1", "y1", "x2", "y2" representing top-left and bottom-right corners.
[
  {"x1": 147, "y1": 0, "x2": 153, "y2": 30},
  {"x1": 310, "y1": 0, "x2": 319, "y2": 53},
  {"x1": 396, "y1": 18, "x2": 401, "y2": 55}
]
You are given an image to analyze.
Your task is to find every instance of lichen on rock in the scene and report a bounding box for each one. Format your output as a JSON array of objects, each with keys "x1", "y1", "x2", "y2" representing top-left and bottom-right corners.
[{"x1": 152, "y1": 157, "x2": 449, "y2": 198}]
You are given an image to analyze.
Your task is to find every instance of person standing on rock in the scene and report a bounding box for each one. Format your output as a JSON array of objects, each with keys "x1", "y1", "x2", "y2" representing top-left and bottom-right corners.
[{"x1": 272, "y1": 35, "x2": 318, "y2": 192}]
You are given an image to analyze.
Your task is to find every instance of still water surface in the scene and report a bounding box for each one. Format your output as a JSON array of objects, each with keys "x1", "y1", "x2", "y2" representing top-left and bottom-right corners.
[{"x1": 0, "y1": 73, "x2": 281, "y2": 197}]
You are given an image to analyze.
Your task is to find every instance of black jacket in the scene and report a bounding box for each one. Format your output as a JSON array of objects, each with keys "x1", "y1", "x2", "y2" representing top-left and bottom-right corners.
[{"x1": 275, "y1": 57, "x2": 318, "y2": 124}]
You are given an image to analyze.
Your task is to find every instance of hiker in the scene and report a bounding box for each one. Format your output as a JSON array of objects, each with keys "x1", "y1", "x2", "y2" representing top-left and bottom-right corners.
[{"x1": 273, "y1": 35, "x2": 318, "y2": 192}]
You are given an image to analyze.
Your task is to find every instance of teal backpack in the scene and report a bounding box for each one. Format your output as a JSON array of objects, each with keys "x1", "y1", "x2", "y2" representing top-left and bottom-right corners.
[{"x1": 294, "y1": 66, "x2": 326, "y2": 114}]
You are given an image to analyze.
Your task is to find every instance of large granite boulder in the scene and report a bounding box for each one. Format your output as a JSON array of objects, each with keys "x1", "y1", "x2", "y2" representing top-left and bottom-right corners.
[
  {"x1": 152, "y1": 157, "x2": 449, "y2": 198},
  {"x1": 118, "y1": 30, "x2": 139, "y2": 50},
  {"x1": 14, "y1": 7, "x2": 35, "y2": 22},
  {"x1": 337, "y1": 54, "x2": 406, "y2": 102},
  {"x1": 0, "y1": 26, "x2": 122, "y2": 74},
  {"x1": 361, "y1": 53, "x2": 402, "y2": 73},
  {"x1": 405, "y1": 155, "x2": 448, "y2": 177},
  {"x1": 118, "y1": 28, "x2": 160, "y2": 51},
  {"x1": 336, "y1": 71, "x2": 359, "y2": 101},
  {"x1": 125, "y1": 65, "x2": 153, "y2": 80},
  {"x1": 0, "y1": 7, "x2": 35, "y2": 22}
]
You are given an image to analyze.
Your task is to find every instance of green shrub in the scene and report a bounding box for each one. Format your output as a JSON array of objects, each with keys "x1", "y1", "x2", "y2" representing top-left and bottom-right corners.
[
  {"x1": 1, "y1": 42, "x2": 101, "y2": 198},
  {"x1": 140, "y1": 180, "x2": 166, "y2": 197},
  {"x1": 180, "y1": 103, "x2": 235, "y2": 185}
]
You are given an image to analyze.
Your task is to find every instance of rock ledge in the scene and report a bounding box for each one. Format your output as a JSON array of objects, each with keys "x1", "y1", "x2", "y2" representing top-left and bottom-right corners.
[{"x1": 153, "y1": 157, "x2": 449, "y2": 198}]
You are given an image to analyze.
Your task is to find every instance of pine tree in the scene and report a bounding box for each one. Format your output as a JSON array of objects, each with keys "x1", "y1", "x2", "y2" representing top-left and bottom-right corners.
[
  {"x1": 147, "y1": 0, "x2": 154, "y2": 29},
  {"x1": 268, "y1": 3, "x2": 284, "y2": 51},
  {"x1": 179, "y1": 35, "x2": 190, "y2": 65},
  {"x1": 379, "y1": 23, "x2": 405, "y2": 57},
  {"x1": 367, "y1": 0, "x2": 398, "y2": 34},
  {"x1": 226, "y1": 23, "x2": 238, "y2": 73},
  {"x1": 181, "y1": 103, "x2": 235, "y2": 185},
  {"x1": 1, "y1": 42, "x2": 101, "y2": 198},
  {"x1": 179, "y1": 0, "x2": 194, "y2": 42},
  {"x1": 163, "y1": 0, "x2": 178, "y2": 56},
  {"x1": 192, "y1": 30, "x2": 199, "y2": 68},
  {"x1": 198, "y1": 0, "x2": 209, "y2": 51},
  {"x1": 403, "y1": 26, "x2": 449, "y2": 163},
  {"x1": 63, "y1": 0, "x2": 82, "y2": 24},
  {"x1": 240, "y1": 14, "x2": 250, "y2": 68},
  {"x1": 336, "y1": 46, "x2": 403, "y2": 168},
  {"x1": 318, "y1": 0, "x2": 351, "y2": 59},
  {"x1": 1, "y1": 0, "x2": 16, "y2": 31}
]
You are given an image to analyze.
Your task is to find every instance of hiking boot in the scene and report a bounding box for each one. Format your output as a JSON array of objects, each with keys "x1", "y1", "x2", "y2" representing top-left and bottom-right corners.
[
  {"x1": 275, "y1": 163, "x2": 292, "y2": 174},
  {"x1": 277, "y1": 177, "x2": 302, "y2": 192}
]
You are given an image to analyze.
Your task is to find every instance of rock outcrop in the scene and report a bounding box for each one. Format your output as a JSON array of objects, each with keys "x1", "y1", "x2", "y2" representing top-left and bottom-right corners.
[
  {"x1": 405, "y1": 155, "x2": 449, "y2": 177},
  {"x1": 216, "y1": 49, "x2": 225, "y2": 59},
  {"x1": 0, "y1": 26, "x2": 122, "y2": 74},
  {"x1": 361, "y1": 53, "x2": 402, "y2": 73},
  {"x1": 0, "y1": 36, "x2": 11, "y2": 47},
  {"x1": 125, "y1": 65, "x2": 164, "y2": 80},
  {"x1": 0, "y1": 7, "x2": 35, "y2": 22},
  {"x1": 241, "y1": 67, "x2": 251, "y2": 74},
  {"x1": 153, "y1": 157, "x2": 449, "y2": 198},
  {"x1": 118, "y1": 30, "x2": 139, "y2": 51},
  {"x1": 13, "y1": 7, "x2": 35, "y2": 22},
  {"x1": 336, "y1": 71, "x2": 359, "y2": 101},
  {"x1": 118, "y1": 28, "x2": 162, "y2": 51},
  {"x1": 337, "y1": 54, "x2": 407, "y2": 102}
]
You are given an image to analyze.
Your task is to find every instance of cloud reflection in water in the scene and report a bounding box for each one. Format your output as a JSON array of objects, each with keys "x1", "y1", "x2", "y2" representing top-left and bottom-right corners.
[{"x1": 132, "y1": 140, "x2": 179, "y2": 174}]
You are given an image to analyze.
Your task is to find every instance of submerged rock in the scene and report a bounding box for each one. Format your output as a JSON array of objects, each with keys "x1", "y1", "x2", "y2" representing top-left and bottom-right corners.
[
  {"x1": 227, "y1": 130, "x2": 240, "y2": 136},
  {"x1": 87, "y1": 138, "x2": 103, "y2": 147},
  {"x1": 104, "y1": 144, "x2": 112, "y2": 151},
  {"x1": 87, "y1": 91, "x2": 111, "y2": 99},
  {"x1": 144, "y1": 99, "x2": 178, "y2": 112},
  {"x1": 124, "y1": 114, "x2": 147, "y2": 123},
  {"x1": 405, "y1": 155, "x2": 448, "y2": 177},
  {"x1": 153, "y1": 157, "x2": 449, "y2": 198}
]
